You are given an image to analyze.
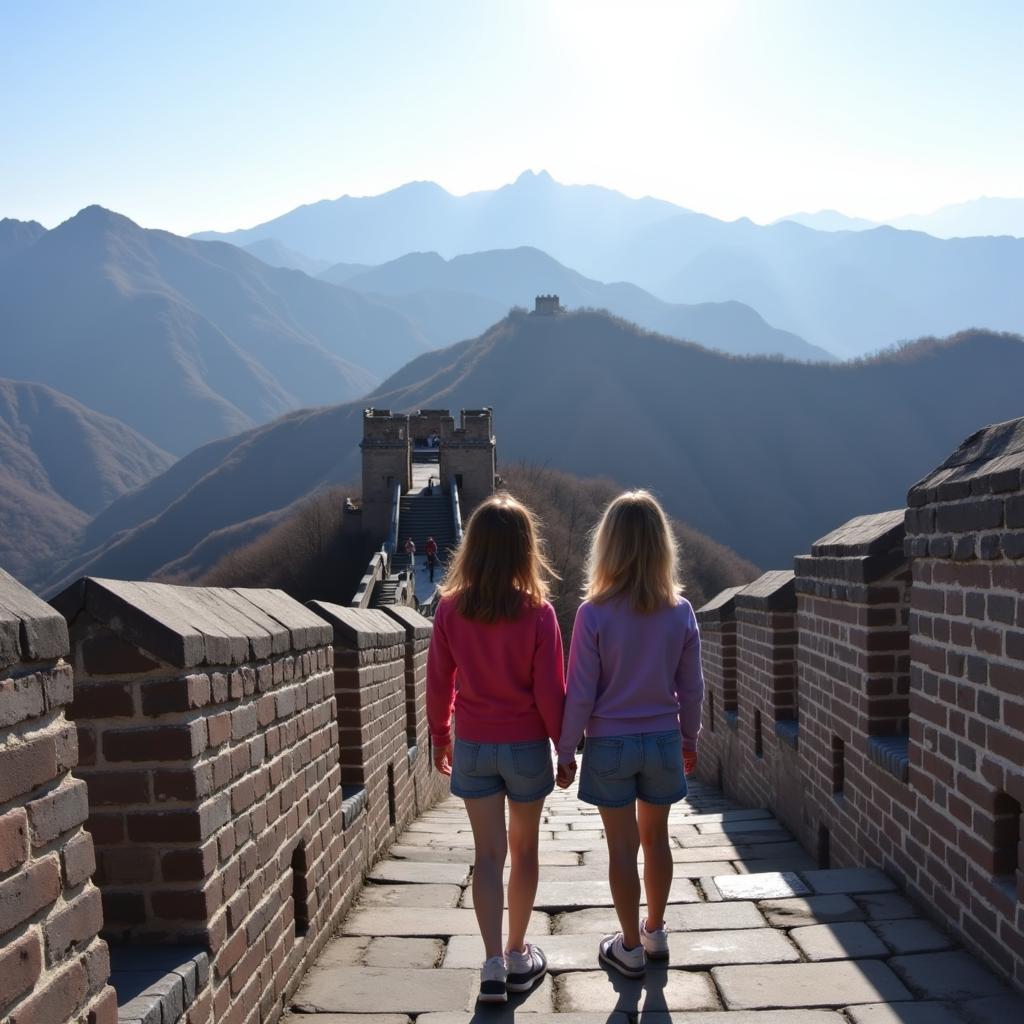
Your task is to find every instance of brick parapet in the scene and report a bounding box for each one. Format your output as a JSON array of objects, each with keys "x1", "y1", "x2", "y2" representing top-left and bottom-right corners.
[
  {"x1": 0, "y1": 569, "x2": 115, "y2": 1024},
  {"x1": 700, "y1": 417, "x2": 1024, "y2": 994}
]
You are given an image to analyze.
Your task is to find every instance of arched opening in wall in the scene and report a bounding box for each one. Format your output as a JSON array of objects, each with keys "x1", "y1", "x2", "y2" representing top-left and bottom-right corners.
[
  {"x1": 831, "y1": 737, "x2": 845, "y2": 797},
  {"x1": 992, "y1": 792, "x2": 1022, "y2": 885},
  {"x1": 291, "y1": 841, "x2": 310, "y2": 938},
  {"x1": 754, "y1": 710, "x2": 763, "y2": 759},
  {"x1": 816, "y1": 825, "x2": 831, "y2": 869},
  {"x1": 709, "y1": 694, "x2": 716, "y2": 733},
  {"x1": 387, "y1": 763, "x2": 397, "y2": 827}
]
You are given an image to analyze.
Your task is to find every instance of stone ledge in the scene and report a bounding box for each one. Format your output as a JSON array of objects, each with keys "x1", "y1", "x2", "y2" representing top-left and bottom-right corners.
[
  {"x1": 342, "y1": 785, "x2": 368, "y2": 829},
  {"x1": 310, "y1": 602, "x2": 406, "y2": 648},
  {"x1": 108, "y1": 943, "x2": 208, "y2": 1024},
  {"x1": 866, "y1": 734, "x2": 909, "y2": 783},
  {"x1": 696, "y1": 585, "x2": 748, "y2": 625},
  {"x1": 0, "y1": 566, "x2": 69, "y2": 669},
  {"x1": 735, "y1": 570, "x2": 796, "y2": 613},
  {"x1": 380, "y1": 604, "x2": 433, "y2": 639}
]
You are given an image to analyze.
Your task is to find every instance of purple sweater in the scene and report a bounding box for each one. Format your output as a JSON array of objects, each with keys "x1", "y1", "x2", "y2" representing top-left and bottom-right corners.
[{"x1": 556, "y1": 596, "x2": 704, "y2": 763}]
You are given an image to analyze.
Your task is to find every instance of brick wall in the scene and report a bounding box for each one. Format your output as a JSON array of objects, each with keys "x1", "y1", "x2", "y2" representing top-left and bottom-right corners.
[
  {"x1": 904, "y1": 417, "x2": 1024, "y2": 987},
  {"x1": 697, "y1": 416, "x2": 1024, "y2": 993},
  {"x1": 52, "y1": 578, "x2": 341, "y2": 1024},
  {"x1": 1, "y1": 569, "x2": 115, "y2": 1024}
]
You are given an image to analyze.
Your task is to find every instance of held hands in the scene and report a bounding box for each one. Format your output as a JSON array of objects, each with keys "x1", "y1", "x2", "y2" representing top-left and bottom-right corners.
[
  {"x1": 683, "y1": 749, "x2": 698, "y2": 776},
  {"x1": 433, "y1": 744, "x2": 453, "y2": 776},
  {"x1": 556, "y1": 759, "x2": 577, "y2": 789}
]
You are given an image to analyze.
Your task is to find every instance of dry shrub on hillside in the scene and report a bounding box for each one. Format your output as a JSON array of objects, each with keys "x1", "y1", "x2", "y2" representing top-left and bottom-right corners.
[
  {"x1": 500, "y1": 463, "x2": 759, "y2": 640},
  {"x1": 202, "y1": 487, "x2": 373, "y2": 606}
]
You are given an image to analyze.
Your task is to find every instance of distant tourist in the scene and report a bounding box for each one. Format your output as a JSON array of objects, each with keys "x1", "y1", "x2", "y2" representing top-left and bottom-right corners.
[
  {"x1": 427, "y1": 494, "x2": 565, "y2": 1004},
  {"x1": 427, "y1": 431, "x2": 440, "y2": 448},
  {"x1": 556, "y1": 490, "x2": 704, "y2": 978},
  {"x1": 404, "y1": 537, "x2": 416, "y2": 561},
  {"x1": 425, "y1": 536, "x2": 438, "y2": 581}
]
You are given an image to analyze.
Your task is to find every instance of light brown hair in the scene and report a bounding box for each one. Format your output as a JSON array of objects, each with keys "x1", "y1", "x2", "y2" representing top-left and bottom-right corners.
[
  {"x1": 440, "y1": 492, "x2": 555, "y2": 622},
  {"x1": 585, "y1": 489, "x2": 682, "y2": 613}
]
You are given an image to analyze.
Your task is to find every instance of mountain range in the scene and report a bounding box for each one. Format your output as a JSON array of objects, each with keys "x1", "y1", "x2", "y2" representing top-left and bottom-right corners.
[
  {"x1": 42, "y1": 312, "x2": 1024, "y2": 595},
  {"x1": 0, "y1": 207, "x2": 432, "y2": 454},
  {"x1": 193, "y1": 171, "x2": 1024, "y2": 357},
  {"x1": 0, "y1": 378, "x2": 174, "y2": 584},
  {"x1": 324, "y1": 247, "x2": 831, "y2": 361},
  {"x1": 779, "y1": 197, "x2": 1024, "y2": 238}
]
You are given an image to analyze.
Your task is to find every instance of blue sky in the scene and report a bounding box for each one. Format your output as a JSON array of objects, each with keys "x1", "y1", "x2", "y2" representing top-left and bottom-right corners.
[{"x1": 2, "y1": 0, "x2": 1022, "y2": 234}]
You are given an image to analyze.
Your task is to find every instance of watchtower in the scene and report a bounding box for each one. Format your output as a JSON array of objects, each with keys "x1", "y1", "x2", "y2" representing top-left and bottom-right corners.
[
  {"x1": 360, "y1": 409, "x2": 412, "y2": 540},
  {"x1": 534, "y1": 294, "x2": 561, "y2": 315},
  {"x1": 439, "y1": 408, "x2": 497, "y2": 519}
]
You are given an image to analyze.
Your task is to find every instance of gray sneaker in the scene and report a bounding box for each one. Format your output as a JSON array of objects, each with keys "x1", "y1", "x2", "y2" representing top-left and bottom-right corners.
[
  {"x1": 506, "y1": 942, "x2": 547, "y2": 992},
  {"x1": 640, "y1": 918, "x2": 670, "y2": 959},
  {"x1": 478, "y1": 955, "x2": 507, "y2": 1003},
  {"x1": 598, "y1": 933, "x2": 646, "y2": 978}
]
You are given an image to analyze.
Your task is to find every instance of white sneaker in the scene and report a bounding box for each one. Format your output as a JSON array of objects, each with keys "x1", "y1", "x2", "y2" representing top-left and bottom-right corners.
[
  {"x1": 598, "y1": 932, "x2": 646, "y2": 978},
  {"x1": 506, "y1": 942, "x2": 547, "y2": 992},
  {"x1": 478, "y1": 955, "x2": 507, "y2": 1003},
  {"x1": 640, "y1": 918, "x2": 670, "y2": 959}
]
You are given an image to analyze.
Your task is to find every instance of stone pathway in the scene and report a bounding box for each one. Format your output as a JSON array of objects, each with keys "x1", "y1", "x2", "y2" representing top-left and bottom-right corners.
[{"x1": 285, "y1": 781, "x2": 1023, "y2": 1022}]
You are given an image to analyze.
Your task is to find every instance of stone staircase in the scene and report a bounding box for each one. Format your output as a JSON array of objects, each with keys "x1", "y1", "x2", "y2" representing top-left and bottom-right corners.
[{"x1": 398, "y1": 492, "x2": 456, "y2": 556}]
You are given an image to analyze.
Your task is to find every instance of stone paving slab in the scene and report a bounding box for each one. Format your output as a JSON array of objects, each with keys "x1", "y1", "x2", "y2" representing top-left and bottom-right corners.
[
  {"x1": 801, "y1": 869, "x2": 897, "y2": 895},
  {"x1": 293, "y1": 966, "x2": 477, "y2": 1013},
  {"x1": 853, "y1": 893, "x2": 919, "y2": 921},
  {"x1": 667, "y1": 928, "x2": 800, "y2": 966},
  {"x1": 341, "y1": 907, "x2": 552, "y2": 937},
  {"x1": 460, "y1": 878, "x2": 701, "y2": 910},
  {"x1": 713, "y1": 872, "x2": 811, "y2": 901},
  {"x1": 958, "y1": 993, "x2": 1024, "y2": 1021},
  {"x1": 638, "y1": 1013, "x2": 847, "y2": 1023},
  {"x1": 844, "y1": 1002, "x2": 969, "y2": 1023},
  {"x1": 443, "y1": 933, "x2": 607, "y2": 970},
  {"x1": 758, "y1": 895, "x2": 865, "y2": 927},
  {"x1": 735, "y1": 856, "x2": 819, "y2": 874},
  {"x1": 554, "y1": 901, "x2": 767, "y2": 934},
  {"x1": 284, "y1": 1015, "x2": 411, "y2": 1023},
  {"x1": 388, "y1": 845, "x2": 478, "y2": 863},
  {"x1": 555, "y1": 968, "x2": 719, "y2": 1012},
  {"x1": 790, "y1": 923, "x2": 890, "y2": 961},
  {"x1": 871, "y1": 918, "x2": 955, "y2": 954},
  {"x1": 420, "y1": 1015, "x2": 628, "y2": 1024},
  {"x1": 369, "y1": 860, "x2": 471, "y2": 885},
  {"x1": 682, "y1": 831, "x2": 795, "y2": 848},
  {"x1": 888, "y1": 952, "x2": 1011, "y2": 1001},
  {"x1": 366, "y1": 937, "x2": 445, "y2": 968},
  {"x1": 696, "y1": 820, "x2": 791, "y2": 835},
  {"x1": 713, "y1": 961, "x2": 913, "y2": 1009},
  {"x1": 357, "y1": 883, "x2": 463, "y2": 908}
]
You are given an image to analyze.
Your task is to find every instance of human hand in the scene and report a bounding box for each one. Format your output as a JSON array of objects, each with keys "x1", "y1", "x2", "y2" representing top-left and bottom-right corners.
[
  {"x1": 433, "y1": 744, "x2": 452, "y2": 776},
  {"x1": 683, "y1": 750, "x2": 698, "y2": 776},
  {"x1": 556, "y1": 759, "x2": 577, "y2": 789}
]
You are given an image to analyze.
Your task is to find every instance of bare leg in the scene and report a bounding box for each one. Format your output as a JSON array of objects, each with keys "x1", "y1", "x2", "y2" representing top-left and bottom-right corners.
[
  {"x1": 464, "y1": 792, "x2": 508, "y2": 959},
  {"x1": 505, "y1": 797, "x2": 544, "y2": 953},
  {"x1": 637, "y1": 800, "x2": 672, "y2": 930},
  {"x1": 599, "y1": 803, "x2": 641, "y2": 949}
]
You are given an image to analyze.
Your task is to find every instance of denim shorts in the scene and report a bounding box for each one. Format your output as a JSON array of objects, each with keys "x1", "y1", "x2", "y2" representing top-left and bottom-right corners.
[
  {"x1": 578, "y1": 731, "x2": 687, "y2": 807},
  {"x1": 450, "y1": 738, "x2": 555, "y2": 803}
]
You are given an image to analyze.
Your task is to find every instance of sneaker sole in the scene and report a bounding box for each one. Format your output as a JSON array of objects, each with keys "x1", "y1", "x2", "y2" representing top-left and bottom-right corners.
[
  {"x1": 598, "y1": 948, "x2": 646, "y2": 978},
  {"x1": 507, "y1": 967, "x2": 546, "y2": 993},
  {"x1": 477, "y1": 991, "x2": 508, "y2": 1004},
  {"x1": 643, "y1": 948, "x2": 670, "y2": 960}
]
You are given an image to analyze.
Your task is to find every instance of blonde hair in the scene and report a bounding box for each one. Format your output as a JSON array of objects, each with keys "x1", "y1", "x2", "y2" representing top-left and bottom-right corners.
[
  {"x1": 439, "y1": 492, "x2": 556, "y2": 622},
  {"x1": 585, "y1": 490, "x2": 682, "y2": 613}
]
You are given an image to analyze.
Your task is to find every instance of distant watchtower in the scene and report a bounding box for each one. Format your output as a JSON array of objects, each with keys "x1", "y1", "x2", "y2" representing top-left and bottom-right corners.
[{"x1": 534, "y1": 294, "x2": 561, "y2": 315}]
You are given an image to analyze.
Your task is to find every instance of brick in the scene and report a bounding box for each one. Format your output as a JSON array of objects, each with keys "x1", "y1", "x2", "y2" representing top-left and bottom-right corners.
[
  {"x1": 141, "y1": 674, "x2": 212, "y2": 714},
  {"x1": 0, "y1": 808, "x2": 29, "y2": 875},
  {"x1": 0, "y1": 931, "x2": 41, "y2": 1012},
  {"x1": 70, "y1": 681, "x2": 134, "y2": 718},
  {"x1": 6, "y1": 958, "x2": 88, "y2": 1024},
  {"x1": 43, "y1": 886, "x2": 104, "y2": 966},
  {"x1": 103, "y1": 725, "x2": 198, "y2": 761},
  {"x1": 101, "y1": 847, "x2": 156, "y2": 884},
  {"x1": 0, "y1": 675, "x2": 45, "y2": 727},
  {"x1": 26, "y1": 778, "x2": 90, "y2": 846},
  {"x1": 86, "y1": 986, "x2": 118, "y2": 1024},
  {"x1": 100, "y1": 890, "x2": 146, "y2": 925},
  {"x1": 81, "y1": 632, "x2": 159, "y2": 675},
  {"x1": 80, "y1": 770, "x2": 150, "y2": 805},
  {"x1": 0, "y1": 855, "x2": 61, "y2": 935},
  {"x1": 61, "y1": 830, "x2": 97, "y2": 887},
  {"x1": 0, "y1": 732, "x2": 57, "y2": 803}
]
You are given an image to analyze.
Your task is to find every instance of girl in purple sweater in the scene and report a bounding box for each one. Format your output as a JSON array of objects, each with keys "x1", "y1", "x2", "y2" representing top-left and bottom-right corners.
[{"x1": 556, "y1": 490, "x2": 704, "y2": 977}]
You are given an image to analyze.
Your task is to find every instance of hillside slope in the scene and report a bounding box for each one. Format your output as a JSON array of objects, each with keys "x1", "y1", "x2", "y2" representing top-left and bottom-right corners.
[
  {"x1": 0, "y1": 207, "x2": 429, "y2": 453},
  {"x1": 0, "y1": 379, "x2": 175, "y2": 585},
  {"x1": 44, "y1": 313, "x2": 1024, "y2": 591}
]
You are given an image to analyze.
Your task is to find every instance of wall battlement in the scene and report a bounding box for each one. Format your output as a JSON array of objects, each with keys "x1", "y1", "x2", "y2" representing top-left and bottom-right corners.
[{"x1": 697, "y1": 416, "x2": 1024, "y2": 992}]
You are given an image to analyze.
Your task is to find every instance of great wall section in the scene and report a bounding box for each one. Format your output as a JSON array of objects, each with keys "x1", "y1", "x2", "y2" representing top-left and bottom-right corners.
[{"x1": 1, "y1": 402, "x2": 1022, "y2": 1022}]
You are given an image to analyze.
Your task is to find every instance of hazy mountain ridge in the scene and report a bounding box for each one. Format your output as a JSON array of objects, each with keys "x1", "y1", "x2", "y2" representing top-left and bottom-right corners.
[
  {"x1": 0, "y1": 217, "x2": 46, "y2": 264},
  {"x1": 44, "y1": 312, "x2": 1024, "y2": 593},
  {"x1": 191, "y1": 171, "x2": 1024, "y2": 357},
  {"x1": 338, "y1": 247, "x2": 832, "y2": 360},
  {"x1": 0, "y1": 378, "x2": 175, "y2": 585},
  {"x1": 0, "y1": 206, "x2": 430, "y2": 453}
]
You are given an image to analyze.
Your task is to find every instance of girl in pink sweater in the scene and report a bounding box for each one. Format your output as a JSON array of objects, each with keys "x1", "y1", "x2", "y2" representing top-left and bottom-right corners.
[
  {"x1": 427, "y1": 493, "x2": 566, "y2": 1003},
  {"x1": 556, "y1": 490, "x2": 704, "y2": 977}
]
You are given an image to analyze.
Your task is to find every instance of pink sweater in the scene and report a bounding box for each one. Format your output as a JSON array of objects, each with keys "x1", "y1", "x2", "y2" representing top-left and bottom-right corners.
[
  {"x1": 426, "y1": 595, "x2": 566, "y2": 748},
  {"x1": 557, "y1": 596, "x2": 704, "y2": 763}
]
